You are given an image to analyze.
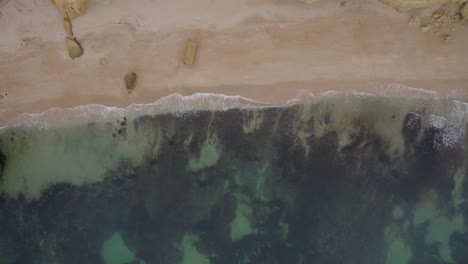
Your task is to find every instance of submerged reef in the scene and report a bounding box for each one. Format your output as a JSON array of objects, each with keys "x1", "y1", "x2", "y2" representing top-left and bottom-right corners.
[{"x1": 0, "y1": 95, "x2": 466, "y2": 264}]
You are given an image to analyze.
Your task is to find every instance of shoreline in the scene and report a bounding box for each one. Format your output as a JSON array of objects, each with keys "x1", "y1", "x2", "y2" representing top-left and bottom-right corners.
[
  {"x1": 0, "y1": 81, "x2": 467, "y2": 127},
  {"x1": 1, "y1": 79, "x2": 467, "y2": 126},
  {"x1": 1, "y1": 86, "x2": 466, "y2": 129},
  {"x1": 1, "y1": 0, "x2": 468, "y2": 126}
]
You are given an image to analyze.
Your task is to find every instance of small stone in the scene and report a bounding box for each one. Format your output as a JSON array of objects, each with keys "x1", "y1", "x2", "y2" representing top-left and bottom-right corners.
[
  {"x1": 184, "y1": 40, "x2": 198, "y2": 65},
  {"x1": 65, "y1": 37, "x2": 84, "y2": 59},
  {"x1": 408, "y1": 15, "x2": 421, "y2": 27},
  {"x1": 440, "y1": 34, "x2": 452, "y2": 44},
  {"x1": 64, "y1": 17, "x2": 73, "y2": 36},
  {"x1": 460, "y1": 3, "x2": 468, "y2": 20},
  {"x1": 451, "y1": 14, "x2": 461, "y2": 23},
  {"x1": 432, "y1": 10, "x2": 448, "y2": 27},
  {"x1": 420, "y1": 24, "x2": 432, "y2": 32},
  {"x1": 124, "y1": 73, "x2": 137, "y2": 94}
]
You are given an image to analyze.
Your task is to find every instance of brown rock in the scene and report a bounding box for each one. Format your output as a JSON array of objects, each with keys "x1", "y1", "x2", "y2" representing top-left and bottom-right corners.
[
  {"x1": 184, "y1": 40, "x2": 198, "y2": 65},
  {"x1": 65, "y1": 37, "x2": 83, "y2": 59},
  {"x1": 63, "y1": 17, "x2": 73, "y2": 36},
  {"x1": 420, "y1": 24, "x2": 432, "y2": 32},
  {"x1": 124, "y1": 73, "x2": 137, "y2": 94},
  {"x1": 460, "y1": 3, "x2": 468, "y2": 20},
  {"x1": 440, "y1": 34, "x2": 452, "y2": 43},
  {"x1": 380, "y1": 0, "x2": 451, "y2": 12},
  {"x1": 51, "y1": 0, "x2": 88, "y2": 20},
  {"x1": 432, "y1": 10, "x2": 448, "y2": 26},
  {"x1": 409, "y1": 15, "x2": 421, "y2": 26}
]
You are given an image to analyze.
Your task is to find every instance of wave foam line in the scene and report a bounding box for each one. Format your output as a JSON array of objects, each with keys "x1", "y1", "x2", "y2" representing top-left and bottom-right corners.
[{"x1": 1, "y1": 84, "x2": 466, "y2": 131}]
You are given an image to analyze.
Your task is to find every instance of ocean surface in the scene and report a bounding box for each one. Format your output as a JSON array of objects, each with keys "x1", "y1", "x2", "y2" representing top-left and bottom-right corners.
[{"x1": 0, "y1": 91, "x2": 467, "y2": 264}]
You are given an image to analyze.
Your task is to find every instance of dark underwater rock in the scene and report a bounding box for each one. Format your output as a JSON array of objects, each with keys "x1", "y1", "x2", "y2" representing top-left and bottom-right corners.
[
  {"x1": 450, "y1": 231, "x2": 468, "y2": 263},
  {"x1": 402, "y1": 111, "x2": 423, "y2": 146},
  {"x1": 0, "y1": 151, "x2": 5, "y2": 180}
]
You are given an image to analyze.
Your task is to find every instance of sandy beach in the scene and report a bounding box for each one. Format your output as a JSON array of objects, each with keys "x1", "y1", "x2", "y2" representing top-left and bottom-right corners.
[{"x1": 0, "y1": 0, "x2": 467, "y2": 125}]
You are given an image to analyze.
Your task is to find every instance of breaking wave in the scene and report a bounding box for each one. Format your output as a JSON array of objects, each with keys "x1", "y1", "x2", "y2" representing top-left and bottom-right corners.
[
  {"x1": 1, "y1": 84, "x2": 466, "y2": 131},
  {"x1": 0, "y1": 93, "x2": 270, "y2": 130}
]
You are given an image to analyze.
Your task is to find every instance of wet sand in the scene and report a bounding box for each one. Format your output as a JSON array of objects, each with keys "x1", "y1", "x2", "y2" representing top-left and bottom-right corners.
[{"x1": 0, "y1": 0, "x2": 467, "y2": 125}]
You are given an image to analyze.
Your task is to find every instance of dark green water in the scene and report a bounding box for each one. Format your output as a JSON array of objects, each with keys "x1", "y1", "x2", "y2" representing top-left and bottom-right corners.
[{"x1": 0, "y1": 94, "x2": 467, "y2": 264}]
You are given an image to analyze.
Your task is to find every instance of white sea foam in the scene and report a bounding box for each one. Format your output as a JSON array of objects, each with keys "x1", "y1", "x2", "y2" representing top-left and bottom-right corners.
[
  {"x1": 1, "y1": 84, "x2": 466, "y2": 131},
  {"x1": 429, "y1": 115, "x2": 465, "y2": 150},
  {"x1": 376, "y1": 83, "x2": 441, "y2": 99},
  {"x1": 0, "y1": 93, "x2": 271, "y2": 131}
]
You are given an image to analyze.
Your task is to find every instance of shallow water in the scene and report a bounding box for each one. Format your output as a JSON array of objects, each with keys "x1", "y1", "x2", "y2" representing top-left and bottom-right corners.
[{"x1": 0, "y1": 93, "x2": 467, "y2": 264}]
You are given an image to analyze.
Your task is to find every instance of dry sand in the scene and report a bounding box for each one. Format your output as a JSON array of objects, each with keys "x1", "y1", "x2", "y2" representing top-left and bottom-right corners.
[{"x1": 0, "y1": 0, "x2": 467, "y2": 125}]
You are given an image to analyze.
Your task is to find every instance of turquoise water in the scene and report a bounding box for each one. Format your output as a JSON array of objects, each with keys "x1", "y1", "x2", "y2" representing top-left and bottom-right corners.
[{"x1": 0, "y1": 93, "x2": 467, "y2": 264}]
